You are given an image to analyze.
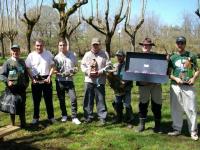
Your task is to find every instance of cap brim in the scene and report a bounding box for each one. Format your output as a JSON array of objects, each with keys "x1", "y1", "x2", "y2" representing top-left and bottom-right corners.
[
  {"x1": 92, "y1": 42, "x2": 100, "y2": 45},
  {"x1": 139, "y1": 43, "x2": 155, "y2": 46},
  {"x1": 11, "y1": 48, "x2": 20, "y2": 50}
]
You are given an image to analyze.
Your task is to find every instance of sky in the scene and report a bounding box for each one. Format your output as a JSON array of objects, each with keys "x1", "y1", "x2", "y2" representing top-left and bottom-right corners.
[
  {"x1": 42, "y1": 0, "x2": 199, "y2": 27},
  {"x1": 144, "y1": 0, "x2": 199, "y2": 26}
]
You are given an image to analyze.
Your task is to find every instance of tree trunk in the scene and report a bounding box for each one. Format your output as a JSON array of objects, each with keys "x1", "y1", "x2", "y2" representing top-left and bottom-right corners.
[
  {"x1": 105, "y1": 36, "x2": 112, "y2": 57},
  {"x1": 130, "y1": 35, "x2": 136, "y2": 52},
  {"x1": 26, "y1": 25, "x2": 33, "y2": 53},
  {"x1": 0, "y1": 38, "x2": 5, "y2": 59}
]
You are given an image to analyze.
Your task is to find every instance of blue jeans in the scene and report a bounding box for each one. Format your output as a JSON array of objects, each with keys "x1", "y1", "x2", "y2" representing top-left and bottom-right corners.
[
  {"x1": 83, "y1": 83, "x2": 107, "y2": 120},
  {"x1": 56, "y1": 80, "x2": 78, "y2": 118}
]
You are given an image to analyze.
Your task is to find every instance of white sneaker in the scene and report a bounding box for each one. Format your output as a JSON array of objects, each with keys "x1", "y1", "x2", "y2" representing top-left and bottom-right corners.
[
  {"x1": 32, "y1": 118, "x2": 39, "y2": 124},
  {"x1": 191, "y1": 132, "x2": 199, "y2": 141},
  {"x1": 72, "y1": 118, "x2": 81, "y2": 125},
  {"x1": 61, "y1": 116, "x2": 67, "y2": 122},
  {"x1": 49, "y1": 118, "x2": 56, "y2": 124}
]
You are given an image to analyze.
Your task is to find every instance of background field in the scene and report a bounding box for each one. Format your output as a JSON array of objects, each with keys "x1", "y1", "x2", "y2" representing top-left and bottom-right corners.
[{"x1": 0, "y1": 60, "x2": 200, "y2": 150}]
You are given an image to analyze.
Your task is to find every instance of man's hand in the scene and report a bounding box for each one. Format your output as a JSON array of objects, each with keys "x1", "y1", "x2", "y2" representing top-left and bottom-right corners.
[
  {"x1": 44, "y1": 76, "x2": 51, "y2": 84},
  {"x1": 89, "y1": 71, "x2": 99, "y2": 78},
  {"x1": 174, "y1": 77, "x2": 184, "y2": 84},
  {"x1": 7, "y1": 80, "x2": 14, "y2": 87},
  {"x1": 188, "y1": 77, "x2": 195, "y2": 85}
]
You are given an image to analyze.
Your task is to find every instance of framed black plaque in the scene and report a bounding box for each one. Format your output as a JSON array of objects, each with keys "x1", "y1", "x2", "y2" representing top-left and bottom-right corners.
[{"x1": 122, "y1": 52, "x2": 169, "y2": 83}]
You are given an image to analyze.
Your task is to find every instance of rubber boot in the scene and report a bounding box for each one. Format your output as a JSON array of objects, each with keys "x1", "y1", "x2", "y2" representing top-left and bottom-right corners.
[
  {"x1": 137, "y1": 118, "x2": 145, "y2": 132},
  {"x1": 19, "y1": 113, "x2": 26, "y2": 128},
  {"x1": 125, "y1": 106, "x2": 134, "y2": 123},
  {"x1": 125, "y1": 106, "x2": 134, "y2": 128},
  {"x1": 10, "y1": 114, "x2": 15, "y2": 126},
  {"x1": 154, "y1": 119, "x2": 161, "y2": 133},
  {"x1": 112, "y1": 102, "x2": 123, "y2": 123}
]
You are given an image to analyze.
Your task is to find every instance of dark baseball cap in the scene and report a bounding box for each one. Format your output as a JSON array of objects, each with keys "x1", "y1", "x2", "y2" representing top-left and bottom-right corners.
[
  {"x1": 115, "y1": 50, "x2": 125, "y2": 56},
  {"x1": 11, "y1": 44, "x2": 20, "y2": 50},
  {"x1": 176, "y1": 36, "x2": 186, "y2": 44}
]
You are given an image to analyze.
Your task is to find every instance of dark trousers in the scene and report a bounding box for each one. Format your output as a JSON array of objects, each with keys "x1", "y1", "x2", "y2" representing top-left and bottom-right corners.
[
  {"x1": 10, "y1": 89, "x2": 26, "y2": 126},
  {"x1": 83, "y1": 83, "x2": 107, "y2": 120},
  {"x1": 56, "y1": 80, "x2": 78, "y2": 118},
  {"x1": 31, "y1": 82, "x2": 54, "y2": 119},
  {"x1": 139, "y1": 100, "x2": 162, "y2": 120}
]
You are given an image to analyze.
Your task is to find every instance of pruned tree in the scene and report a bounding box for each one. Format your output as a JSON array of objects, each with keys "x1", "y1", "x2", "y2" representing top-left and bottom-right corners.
[
  {"x1": 0, "y1": 0, "x2": 6, "y2": 58},
  {"x1": 52, "y1": 0, "x2": 88, "y2": 47},
  {"x1": 4, "y1": 0, "x2": 19, "y2": 47},
  {"x1": 195, "y1": 0, "x2": 200, "y2": 18},
  {"x1": 82, "y1": 0, "x2": 126, "y2": 56},
  {"x1": 20, "y1": 0, "x2": 43, "y2": 53},
  {"x1": 124, "y1": 0, "x2": 146, "y2": 51}
]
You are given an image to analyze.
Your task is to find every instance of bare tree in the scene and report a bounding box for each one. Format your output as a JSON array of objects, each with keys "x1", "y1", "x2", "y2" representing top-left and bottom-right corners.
[
  {"x1": 4, "y1": 0, "x2": 19, "y2": 47},
  {"x1": 52, "y1": 0, "x2": 88, "y2": 46},
  {"x1": 124, "y1": 0, "x2": 146, "y2": 51},
  {"x1": 20, "y1": 0, "x2": 43, "y2": 53},
  {"x1": 195, "y1": 0, "x2": 200, "y2": 18},
  {"x1": 0, "y1": 0, "x2": 6, "y2": 58},
  {"x1": 82, "y1": 0, "x2": 126, "y2": 56}
]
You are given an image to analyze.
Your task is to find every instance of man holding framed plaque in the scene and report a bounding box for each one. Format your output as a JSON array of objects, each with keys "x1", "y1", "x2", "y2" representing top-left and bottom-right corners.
[
  {"x1": 168, "y1": 36, "x2": 200, "y2": 141},
  {"x1": 136, "y1": 38, "x2": 163, "y2": 133}
]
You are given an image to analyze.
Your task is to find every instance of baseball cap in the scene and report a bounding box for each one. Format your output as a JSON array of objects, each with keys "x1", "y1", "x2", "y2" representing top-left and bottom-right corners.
[
  {"x1": 91, "y1": 38, "x2": 101, "y2": 45},
  {"x1": 176, "y1": 36, "x2": 186, "y2": 44},
  {"x1": 139, "y1": 38, "x2": 155, "y2": 46},
  {"x1": 115, "y1": 50, "x2": 125, "y2": 56},
  {"x1": 11, "y1": 44, "x2": 20, "y2": 50}
]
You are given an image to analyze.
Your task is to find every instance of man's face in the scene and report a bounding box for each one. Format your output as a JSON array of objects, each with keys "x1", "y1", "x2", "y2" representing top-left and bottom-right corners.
[
  {"x1": 58, "y1": 41, "x2": 67, "y2": 53},
  {"x1": 10, "y1": 49, "x2": 20, "y2": 59},
  {"x1": 35, "y1": 41, "x2": 44, "y2": 53},
  {"x1": 176, "y1": 41, "x2": 186, "y2": 52},
  {"x1": 142, "y1": 44, "x2": 152, "y2": 53},
  {"x1": 91, "y1": 43, "x2": 100, "y2": 53},
  {"x1": 116, "y1": 55, "x2": 125, "y2": 63}
]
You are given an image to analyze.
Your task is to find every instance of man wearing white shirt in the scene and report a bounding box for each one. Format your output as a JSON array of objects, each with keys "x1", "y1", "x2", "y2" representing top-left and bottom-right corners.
[
  {"x1": 54, "y1": 39, "x2": 81, "y2": 125},
  {"x1": 25, "y1": 39, "x2": 55, "y2": 124}
]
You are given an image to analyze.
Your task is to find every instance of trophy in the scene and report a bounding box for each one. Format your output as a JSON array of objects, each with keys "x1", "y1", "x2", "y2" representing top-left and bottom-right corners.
[
  {"x1": 8, "y1": 70, "x2": 18, "y2": 85},
  {"x1": 179, "y1": 58, "x2": 193, "y2": 84},
  {"x1": 90, "y1": 59, "x2": 98, "y2": 76}
]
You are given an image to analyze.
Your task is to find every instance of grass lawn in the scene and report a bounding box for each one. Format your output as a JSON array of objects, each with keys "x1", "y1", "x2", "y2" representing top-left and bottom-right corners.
[{"x1": 0, "y1": 66, "x2": 200, "y2": 150}]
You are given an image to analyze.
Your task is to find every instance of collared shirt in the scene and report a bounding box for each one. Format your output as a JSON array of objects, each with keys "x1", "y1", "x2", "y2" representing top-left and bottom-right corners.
[
  {"x1": 81, "y1": 49, "x2": 110, "y2": 84},
  {"x1": 54, "y1": 51, "x2": 77, "y2": 81}
]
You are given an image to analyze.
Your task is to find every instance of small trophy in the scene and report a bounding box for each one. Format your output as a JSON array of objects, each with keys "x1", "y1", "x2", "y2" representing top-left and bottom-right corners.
[
  {"x1": 8, "y1": 70, "x2": 18, "y2": 85},
  {"x1": 90, "y1": 59, "x2": 100, "y2": 86},
  {"x1": 179, "y1": 58, "x2": 193, "y2": 84}
]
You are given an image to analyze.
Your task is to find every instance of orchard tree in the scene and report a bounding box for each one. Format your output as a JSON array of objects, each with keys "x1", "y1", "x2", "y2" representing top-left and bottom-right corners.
[
  {"x1": 52, "y1": 0, "x2": 88, "y2": 47},
  {"x1": 124, "y1": 0, "x2": 146, "y2": 51},
  {"x1": 4, "y1": 0, "x2": 19, "y2": 47},
  {"x1": 82, "y1": 0, "x2": 126, "y2": 56},
  {"x1": 20, "y1": 0, "x2": 43, "y2": 53}
]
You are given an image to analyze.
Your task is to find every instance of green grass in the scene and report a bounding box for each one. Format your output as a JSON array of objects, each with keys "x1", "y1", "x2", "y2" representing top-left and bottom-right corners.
[{"x1": 0, "y1": 68, "x2": 200, "y2": 150}]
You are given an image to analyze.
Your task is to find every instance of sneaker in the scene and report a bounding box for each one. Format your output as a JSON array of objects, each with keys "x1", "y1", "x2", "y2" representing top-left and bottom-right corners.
[
  {"x1": 99, "y1": 119, "x2": 106, "y2": 126},
  {"x1": 72, "y1": 118, "x2": 81, "y2": 125},
  {"x1": 32, "y1": 118, "x2": 39, "y2": 125},
  {"x1": 191, "y1": 132, "x2": 199, "y2": 141},
  {"x1": 61, "y1": 116, "x2": 67, "y2": 122},
  {"x1": 168, "y1": 130, "x2": 181, "y2": 136},
  {"x1": 49, "y1": 118, "x2": 56, "y2": 124}
]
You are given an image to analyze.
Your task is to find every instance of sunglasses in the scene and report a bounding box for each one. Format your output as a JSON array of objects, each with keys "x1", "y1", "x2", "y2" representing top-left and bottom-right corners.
[{"x1": 176, "y1": 42, "x2": 185, "y2": 45}]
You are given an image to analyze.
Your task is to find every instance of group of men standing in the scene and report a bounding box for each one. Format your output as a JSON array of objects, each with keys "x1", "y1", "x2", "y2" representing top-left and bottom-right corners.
[{"x1": 0, "y1": 35, "x2": 199, "y2": 141}]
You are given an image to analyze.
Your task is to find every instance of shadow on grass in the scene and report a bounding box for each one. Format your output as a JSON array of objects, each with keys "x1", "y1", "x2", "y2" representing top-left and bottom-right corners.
[{"x1": 0, "y1": 140, "x2": 40, "y2": 150}]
